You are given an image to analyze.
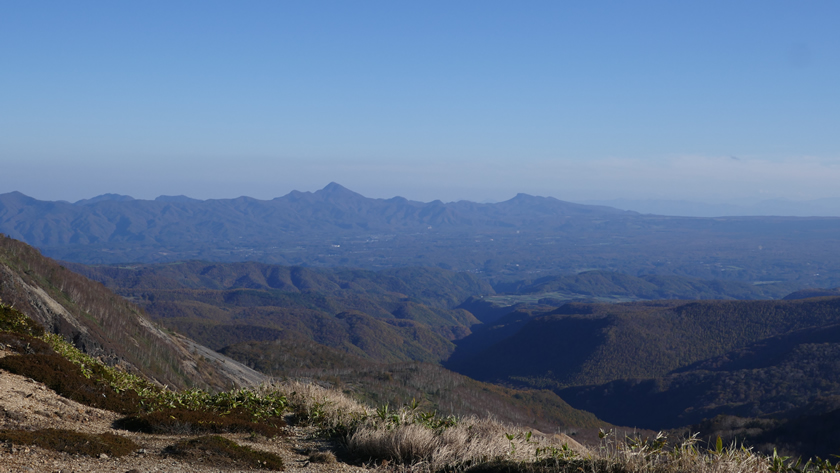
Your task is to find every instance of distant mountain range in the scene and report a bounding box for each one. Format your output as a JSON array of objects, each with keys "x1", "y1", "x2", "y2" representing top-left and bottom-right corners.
[
  {"x1": 3, "y1": 183, "x2": 840, "y2": 288},
  {"x1": 582, "y1": 197, "x2": 840, "y2": 217}
]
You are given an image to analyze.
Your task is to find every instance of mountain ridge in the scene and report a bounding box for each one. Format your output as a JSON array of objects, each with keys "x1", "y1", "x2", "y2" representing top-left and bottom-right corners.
[{"x1": 4, "y1": 184, "x2": 840, "y2": 289}]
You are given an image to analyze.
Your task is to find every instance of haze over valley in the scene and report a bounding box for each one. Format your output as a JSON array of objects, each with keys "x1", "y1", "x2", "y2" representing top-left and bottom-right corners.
[
  {"x1": 3, "y1": 2, "x2": 840, "y2": 470},
  {"x1": 3, "y1": 183, "x2": 840, "y2": 291},
  {"x1": 5, "y1": 181, "x2": 840, "y2": 459}
]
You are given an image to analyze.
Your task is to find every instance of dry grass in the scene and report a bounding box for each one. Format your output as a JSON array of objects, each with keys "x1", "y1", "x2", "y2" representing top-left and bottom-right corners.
[
  {"x1": 261, "y1": 379, "x2": 839, "y2": 473},
  {"x1": 580, "y1": 432, "x2": 768, "y2": 473},
  {"x1": 348, "y1": 416, "x2": 543, "y2": 469},
  {"x1": 268, "y1": 380, "x2": 370, "y2": 434},
  {"x1": 309, "y1": 450, "x2": 338, "y2": 464},
  {"x1": 349, "y1": 425, "x2": 775, "y2": 473},
  {"x1": 267, "y1": 379, "x2": 586, "y2": 471}
]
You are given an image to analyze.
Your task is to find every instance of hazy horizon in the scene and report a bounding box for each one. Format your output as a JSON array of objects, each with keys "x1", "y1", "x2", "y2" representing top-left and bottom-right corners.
[
  {"x1": 7, "y1": 181, "x2": 840, "y2": 218},
  {"x1": 3, "y1": 2, "x2": 839, "y2": 206}
]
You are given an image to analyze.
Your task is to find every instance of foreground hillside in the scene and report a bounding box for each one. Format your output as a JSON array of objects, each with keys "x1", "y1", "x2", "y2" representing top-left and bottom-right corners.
[
  {"x1": 0, "y1": 234, "x2": 264, "y2": 390},
  {"x1": 0, "y1": 237, "x2": 605, "y2": 471},
  {"x1": 2, "y1": 303, "x2": 831, "y2": 473},
  {"x1": 5, "y1": 233, "x2": 839, "y2": 460}
]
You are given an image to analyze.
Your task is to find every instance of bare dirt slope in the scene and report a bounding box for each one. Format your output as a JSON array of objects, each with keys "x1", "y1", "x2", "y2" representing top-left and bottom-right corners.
[{"x1": 1, "y1": 352, "x2": 363, "y2": 473}]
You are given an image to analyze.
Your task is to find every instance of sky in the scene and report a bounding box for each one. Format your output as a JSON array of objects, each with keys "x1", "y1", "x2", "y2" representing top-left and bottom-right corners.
[{"x1": 2, "y1": 1, "x2": 839, "y2": 205}]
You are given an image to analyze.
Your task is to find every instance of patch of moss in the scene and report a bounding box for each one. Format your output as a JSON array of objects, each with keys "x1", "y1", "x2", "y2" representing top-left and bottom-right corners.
[
  {"x1": 115, "y1": 407, "x2": 286, "y2": 437},
  {"x1": 164, "y1": 435, "x2": 284, "y2": 470},
  {"x1": 0, "y1": 354, "x2": 140, "y2": 414},
  {"x1": 0, "y1": 305, "x2": 44, "y2": 337},
  {"x1": 0, "y1": 428, "x2": 138, "y2": 457}
]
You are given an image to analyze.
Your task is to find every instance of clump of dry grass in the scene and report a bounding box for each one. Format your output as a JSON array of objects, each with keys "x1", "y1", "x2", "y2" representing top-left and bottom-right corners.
[
  {"x1": 346, "y1": 409, "x2": 584, "y2": 472},
  {"x1": 268, "y1": 380, "x2": 370, "y2": 434},
  {"x1": 309, "y1": 450, "x2": 337, "y2": 464},
  {"x1": 465, "y1": 430, "x2": 840, "y2": 473},
  {"x1": 268, "y1": 378, "x2": 578, "y2": 471},
  {"x1": 269, "y1": 380, "x2": 537, "y2": 469},
  {"x1": 579, "y1": 431, "x2": 768, "y2": 473},
  {"x1": 348, "y1": 416, "x2": 538, "y2": 469}
]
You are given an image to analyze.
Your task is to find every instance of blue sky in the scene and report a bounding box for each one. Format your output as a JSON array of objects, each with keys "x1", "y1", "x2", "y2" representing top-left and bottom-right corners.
[{"x1": 2, "y1": 1, "x2": 839, "y2": 204}]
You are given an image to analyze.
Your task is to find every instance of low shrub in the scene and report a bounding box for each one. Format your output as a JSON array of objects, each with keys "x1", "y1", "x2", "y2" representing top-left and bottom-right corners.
[
  {"x1": 0, "y1": 354, "x2": 140, "y2": 414},
  {"x1": 0, "y1": 332, "x2": 54, "y2": 355},
  {"x1": 164, "y1": 435, "x2": 284, "y2": 470},
  {"x1": 0, "y1": 428, "x2": 137, "y2": 457},
  {"x1": 115, "y1": 407, "x2": 286, "y2": 437},
  {"x1": 141, "y1": 386, "x2": 288, "y2": 421},
  {"x1": 0, "y1": 305, "x2": 44, "y2": 337}
]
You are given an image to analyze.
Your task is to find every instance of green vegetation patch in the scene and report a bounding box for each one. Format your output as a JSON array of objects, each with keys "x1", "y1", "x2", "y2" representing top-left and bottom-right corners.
[
  {"x1": 0, "y1": 304, "x2": 45, "y2": 337},
  {"x1": 164, "y1": 435, "x2": 284, "y2": 470},
  {"x1": 1, "y1": 308, "x2": 292, "y2": 440},
  {"x1": 0, "y1": 428, "x2": 137, "y2": 457},
  {"x1": 116, "y1": 407, "x2": 286, "y2": 437},
  {"x1": 0, "y1": 353, "x2": 140, "y2": 414}
]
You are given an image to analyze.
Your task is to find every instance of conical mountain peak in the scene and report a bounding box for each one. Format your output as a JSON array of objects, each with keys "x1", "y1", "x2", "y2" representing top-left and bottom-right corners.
[{"x1": 315, "y1": 182, "x2": 365, "y2": 201}]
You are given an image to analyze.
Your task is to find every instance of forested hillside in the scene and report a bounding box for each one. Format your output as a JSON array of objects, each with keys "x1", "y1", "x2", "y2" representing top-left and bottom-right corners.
[
  {"x1": 450, "y1": 298, "x2": 840, "y2": 388},
  {"x1": 445, "y1": 295, "x2": 840, "y2": 454},
  {"x1": 69, "y1": 261, "x2": 490, "y2": 362},
  {"x1": 493, "y1": 270, "x2": 795, "y2": 301},
  {"x1": 0, "y1": 235, "x2": 263, "y2": 390},
  {"x1": 220, "y1": 336, "x2": 604, "y2": 433},
  {"x1": 560, "y1": 321, "x2": 840, "y2": 428}
]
